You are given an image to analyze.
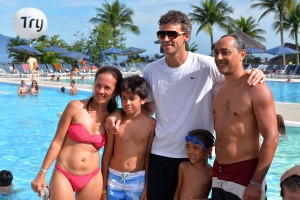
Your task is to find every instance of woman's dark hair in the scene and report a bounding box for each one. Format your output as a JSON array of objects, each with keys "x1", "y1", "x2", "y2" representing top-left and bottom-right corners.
[
  {"x1": 32, "y1": 80, "x2": 39, "y2": 91},
  {"x1": 188, "y1": 129, "x2": 215, "y2": 159},
  {"x1": 86, "y1": 66, "x2": 123, "y2": 113}
]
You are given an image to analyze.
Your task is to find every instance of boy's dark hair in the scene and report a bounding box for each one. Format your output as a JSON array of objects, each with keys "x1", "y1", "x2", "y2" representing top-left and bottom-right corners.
[
  {"x1": 159, "y1": 10, "x2": 192, "y2": 33},
  {"x1": 0, "y1": 170, "x2": 13, "y2": 186},
  {"x1": 188, "y1": 129, "x2": 215, "y2": 159},
  {"x1": 61, "y1": 87, "x2": 65, "y2": 92},
  {"x1": 280, "y1": 175, "x2": 300, "y2": 197},
  {"x1": 120, "y1": 75, "x2": 148, "y2": 99}
]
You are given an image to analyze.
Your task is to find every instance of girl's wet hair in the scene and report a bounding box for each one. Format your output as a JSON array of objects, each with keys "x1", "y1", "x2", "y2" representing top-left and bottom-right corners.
[
  {"x1": 188, "y1": 129, "x2": 215, "y2": 159},
  {"x1": 86, "y1": 66, "x2": 123, "y2": 113}
]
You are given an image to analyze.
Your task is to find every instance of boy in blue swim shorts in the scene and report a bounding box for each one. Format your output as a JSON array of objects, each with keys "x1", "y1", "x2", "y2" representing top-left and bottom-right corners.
[{"x1": 101, "y1": 75, "x2": 156, "y2": 200}]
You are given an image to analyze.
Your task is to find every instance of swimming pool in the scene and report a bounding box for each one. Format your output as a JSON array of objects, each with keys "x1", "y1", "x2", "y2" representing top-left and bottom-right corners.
[
  {"x1": 0, "y1": 82, "x2": 299, "y2": 200},
  {"x1": 55, "y1": 78, "x2": 300, "y2": 103}
]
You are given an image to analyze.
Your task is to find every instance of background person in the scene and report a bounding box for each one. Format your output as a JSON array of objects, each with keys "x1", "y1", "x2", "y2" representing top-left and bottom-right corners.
[
  {"x1": 27, "y1": 80, "x2": 40, "y2": 95},
  {"x1": 69, "y1": 80, "x2": 78, "y2": 95},
  {"x1": 18, "y1": 80, "x2": 27, "y2": 96},
  {"x1": 0, "y1": 170, "x2": 13, "y2": 195},
  {"x1": 212, "y1": 34, "x2": 278, "y2": 199},
  {"x1": 277, "y1": 114, "x2": 286, "y2": 136},
  {"x1": 31, "y1": 66, "x2": 123, "y2": 200},
  {"x1": 105, "y1": 10, "x2": 266, "y2": 200},
  {"x1": 60, "y1": 87, "x2": 65, "y2": 93},
  {"x1": 280, "y1": 167, "x2": 300, "y2": 199},
  {"x1": 27, "y1": 54, "x2": 38, "y2": 80},
  {"x1": 281, "y1": 166, "x2": 300, "y2": 182}
]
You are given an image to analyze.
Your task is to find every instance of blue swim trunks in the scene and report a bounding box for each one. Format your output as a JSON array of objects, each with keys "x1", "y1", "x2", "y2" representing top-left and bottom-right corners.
[{"x1": 107, "y1": 167, "x2": 145, "y2": 200}]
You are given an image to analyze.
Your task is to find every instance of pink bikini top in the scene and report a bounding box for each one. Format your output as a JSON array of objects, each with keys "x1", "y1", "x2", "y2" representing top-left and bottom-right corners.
[{"x1": 67, "y1": 124, "x2": 106, "y2": 150}]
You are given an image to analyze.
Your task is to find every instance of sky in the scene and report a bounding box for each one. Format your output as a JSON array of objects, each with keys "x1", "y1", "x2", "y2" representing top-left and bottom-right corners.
[{"x1": 0, "y1": 0, "x2": 296, "y2": 59}]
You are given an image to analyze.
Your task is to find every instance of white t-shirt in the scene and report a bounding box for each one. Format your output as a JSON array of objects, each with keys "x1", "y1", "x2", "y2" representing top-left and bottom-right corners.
[{"x1": 143, "y1": 52, "x2": 223, "y2": 158}]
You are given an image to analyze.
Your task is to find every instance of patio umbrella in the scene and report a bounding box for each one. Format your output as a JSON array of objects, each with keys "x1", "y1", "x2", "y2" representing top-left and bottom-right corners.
[
  {"x1": 103, "y1": 47, "x2": 122, "y2": 63},
  {"x1": 43, "y1": 45, "x2": 69, "y2": 54},
  {"x1": 99, "y1": 48, "x2": 107, "y2": 63},
  {"x1": 103, "y1": 47, "x2": 123, "y2": 55},
  {"x1": 10, "y1": 45, "x2": 42, "y2": 55},
  {"x1": 60, "y1": 51, "x2": 89, "y2": 60},
  {"x1": 246, "y1": 47, "x2": 265, "y2": 54},
  {"x1": 246, "y1": 47, "x2": 265, "y2": 64},
  {"x1": 119, "y1": 47, "x2": 146, "y2": 56},
  {"x1": 266, "y1": 45, "x2": 298, "y2": 56}
]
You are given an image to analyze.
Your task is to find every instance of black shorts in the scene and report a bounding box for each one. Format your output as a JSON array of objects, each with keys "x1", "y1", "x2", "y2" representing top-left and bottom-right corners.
[{"x1": 147, "y1": 153, "x2": 188, "y2": 200}]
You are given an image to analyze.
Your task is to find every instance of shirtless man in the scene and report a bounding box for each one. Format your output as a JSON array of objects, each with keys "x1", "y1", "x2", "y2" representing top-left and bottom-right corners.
[
  {"x1": 69, "y1": 80, "x2": 78, "y2": 95},
  {"x1": 101, "y1": 75, "x2": 156, "y2": 200},
  {"x1": 18, "y1": 80, "x2": 27, "y2": 96},
  {"x1": 212, "y1": 34, "x2": 278, "y2": 200}
]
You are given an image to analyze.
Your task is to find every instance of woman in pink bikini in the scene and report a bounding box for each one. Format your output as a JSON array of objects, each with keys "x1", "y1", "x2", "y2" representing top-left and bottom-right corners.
[{"x1": 31, "y1": 66, "x2": 123, "y2": 200}]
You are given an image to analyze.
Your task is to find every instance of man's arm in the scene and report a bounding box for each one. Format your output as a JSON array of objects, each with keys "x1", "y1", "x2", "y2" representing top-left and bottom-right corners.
[
  {"x1": 243, "y1": 84, "x2": 278, "y2": 199},
  {"x1": 142, "y1": 101, "x2": 156, "y2": 116}
]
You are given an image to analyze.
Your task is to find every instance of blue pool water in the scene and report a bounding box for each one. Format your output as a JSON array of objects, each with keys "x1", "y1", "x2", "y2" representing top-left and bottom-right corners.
[
  {"x1": 0, "y1": 81, "x2": 299, "y2": 200},
  {"x1": 55, "y1": 78, "x2": 300, "y2": 103}
]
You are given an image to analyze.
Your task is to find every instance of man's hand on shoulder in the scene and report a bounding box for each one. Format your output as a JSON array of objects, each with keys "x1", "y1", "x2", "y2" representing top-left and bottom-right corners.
[
  {"x1": 246, "y1": 68, "x2": 266, "y2": 86},
  {"x1": 105, "y1": 110, "x2": 122, "y2": 134}
]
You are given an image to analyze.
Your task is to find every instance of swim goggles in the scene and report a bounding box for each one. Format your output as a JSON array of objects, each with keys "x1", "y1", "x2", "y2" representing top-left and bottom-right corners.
[{"x1": 185, "y1": 135, "x2": 207, "y2": 150}]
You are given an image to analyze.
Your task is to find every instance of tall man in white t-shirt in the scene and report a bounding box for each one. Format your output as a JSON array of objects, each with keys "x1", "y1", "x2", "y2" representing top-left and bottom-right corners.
[{"x1": 106, "y1": 10, "x2": 265, "y2": 200}]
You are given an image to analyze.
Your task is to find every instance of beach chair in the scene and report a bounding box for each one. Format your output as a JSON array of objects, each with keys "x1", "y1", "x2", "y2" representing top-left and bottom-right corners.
[
  {"x1": 13, "y1": 63, "x2": 31, "y2": 78},
  {"x1": 47, "y1": 64, "x2": 68, "y2": 77},
  {"x1": 0, "y1": 63, "x2": 19, "y2": 77},
  {"x1": 62, "y1": 63, "x2": 72, "y2": 72}
]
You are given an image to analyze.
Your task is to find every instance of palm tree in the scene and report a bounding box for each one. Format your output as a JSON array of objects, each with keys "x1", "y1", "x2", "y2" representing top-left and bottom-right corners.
[
  {"x1": 89, "y1": 0, "x2": 140, "y2": 48},
  {"x1": 251, "y1": 0, "x2": 295, "y2": 65},
  {"x1": 282, "y1": 1, "x2": 300, "y2": 65},
  {"x1": 227, "y1": 16, "x2": 266, "y2": 43},
  {"x1": 185, "y1": 42, "x2": 198, "y2": 53},
  {"x1": 7, "y1": 36, "x2": 28, "y2": 62},
  {"x1": 189, "y1": 0, "x2": 233, "y2": 55}
]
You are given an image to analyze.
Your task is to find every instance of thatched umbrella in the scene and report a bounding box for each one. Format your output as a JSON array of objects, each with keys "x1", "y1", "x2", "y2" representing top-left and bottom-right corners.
[
  {"x1": 233, "y1": 30, "x2": 266, "y2": 50},
  {"x1": 211, "y1": 30, "x2": 266, "y2": 52}
]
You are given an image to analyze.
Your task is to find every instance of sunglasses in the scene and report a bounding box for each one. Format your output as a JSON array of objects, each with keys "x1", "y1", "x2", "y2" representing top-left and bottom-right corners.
[{"x1": 156, "y1": 31, "x2": 186, "y2": 39}]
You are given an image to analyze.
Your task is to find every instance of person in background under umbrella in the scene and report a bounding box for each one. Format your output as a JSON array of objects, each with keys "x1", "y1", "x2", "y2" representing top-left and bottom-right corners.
[{"x1": 27, "y1": 54, "x2": 38, "y2": 80}]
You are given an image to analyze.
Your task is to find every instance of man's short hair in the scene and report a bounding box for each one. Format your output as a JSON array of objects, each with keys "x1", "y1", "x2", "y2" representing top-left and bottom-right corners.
[
  {"x1": 280, "y1": 175, "x2": 300, "y2": 197},
  {"x1": 70, "y1": 80, "x2": 75, "y2": 84},
  {"x1": 220, "y1": 34, "x2": 246, "y2": 52},
  {"x1": 0, "y1": 170, "x2": 13, "y2": 186},
  {"x1": 159, "y1": 10, "x2": 192, "y2": 33}
]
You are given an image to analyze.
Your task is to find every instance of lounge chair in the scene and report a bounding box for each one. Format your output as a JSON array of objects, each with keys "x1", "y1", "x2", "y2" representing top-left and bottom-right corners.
[{"x1": 0, "y1": 63, "x2": 19, "y2": 77}]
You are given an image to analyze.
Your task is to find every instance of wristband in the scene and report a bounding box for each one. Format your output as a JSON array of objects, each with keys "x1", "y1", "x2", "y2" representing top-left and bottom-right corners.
[
  {"x1": 40, "y1": 168, "x2": 47, "y2": 173},
  {"x1": 250, "y1": 180, "x2": 262, "y2": 187},
  {"x1": 102, "y1": 190, "x2": 107, "y2": 194}
]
